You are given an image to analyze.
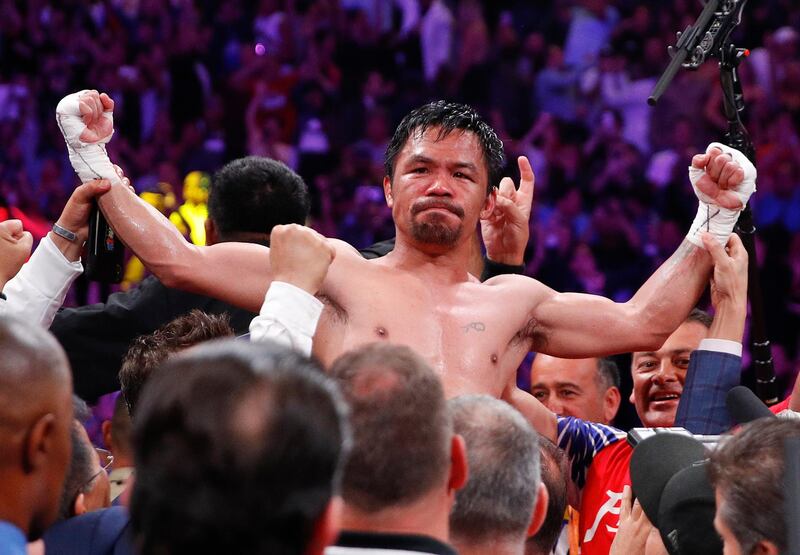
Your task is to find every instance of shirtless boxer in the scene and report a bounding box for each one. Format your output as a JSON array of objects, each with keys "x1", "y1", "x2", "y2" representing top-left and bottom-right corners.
[{"x1": 56, "y1": 91, "x2": 755, "y2": 398}]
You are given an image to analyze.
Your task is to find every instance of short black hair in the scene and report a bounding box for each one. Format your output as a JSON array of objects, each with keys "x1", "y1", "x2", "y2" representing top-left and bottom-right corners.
[
  {"x1": 119, "y1": 310, "x2": 234, "y2": 417},
  {"x1": 686, "y1": 307, "x2": 713, "y2": 329},
  {"x1": 208, "y1": 156, "x2": 311, "y2": 236},
  {"x1": 57, "y1": 396, "x2": 94, "y2": 520},
  {"x1": 131, "y1": 340, "x2": 349, "y2": 555},
  {"x1": 384, "y1": 101, "x2": 505, "y2": 194}
]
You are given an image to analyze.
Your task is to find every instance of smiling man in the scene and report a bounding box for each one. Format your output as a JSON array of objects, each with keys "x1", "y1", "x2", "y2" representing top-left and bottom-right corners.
[{"x1": 630, "y1": 309, "x2": 712, "y2": 427}]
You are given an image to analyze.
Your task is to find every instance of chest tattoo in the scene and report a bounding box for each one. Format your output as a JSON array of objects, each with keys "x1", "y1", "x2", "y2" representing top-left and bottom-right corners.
[{"x1": 462, "y1": 322, "x2": 486, "y2": 333}]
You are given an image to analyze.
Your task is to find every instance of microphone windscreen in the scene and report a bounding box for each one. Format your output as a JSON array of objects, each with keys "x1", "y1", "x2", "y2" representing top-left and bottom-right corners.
[{"x1": 726, "y1": 386, "x2": 776, "y2": 425}]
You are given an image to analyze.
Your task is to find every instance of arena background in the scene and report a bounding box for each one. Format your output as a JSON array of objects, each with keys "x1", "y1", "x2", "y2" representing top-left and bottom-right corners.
[{"x1": 1, "y1": 0, "x2": 798, "y2": 429}]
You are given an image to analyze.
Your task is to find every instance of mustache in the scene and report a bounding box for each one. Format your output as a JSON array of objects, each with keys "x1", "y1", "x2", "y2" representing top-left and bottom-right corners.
[{"x1": 411, "y1": 198, "x2": 465, "y2": 218}]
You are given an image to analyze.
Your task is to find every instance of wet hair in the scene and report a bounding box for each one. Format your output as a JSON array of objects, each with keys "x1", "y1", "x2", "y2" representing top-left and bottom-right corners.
[
  {"x1": 131, "y1": 340, "x2": 350, "y2": 555},
  {"x1": 208, "y1": 156, "x2": 310, "y2": 237},
  {"x1": 119, "y1": 310, "x2": 234, "y2": 417},
  {"x1": 384, "y1": 101, "x2": 505, "y2": 194}
]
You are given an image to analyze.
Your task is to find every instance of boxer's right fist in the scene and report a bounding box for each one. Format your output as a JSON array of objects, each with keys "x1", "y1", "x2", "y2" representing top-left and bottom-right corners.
[
  {"x1": 56, "y1": 90, "x2": 120, "y2": 187},
  {"x1": 269, "y1": 224, "x2": 335, "y2": 295}
]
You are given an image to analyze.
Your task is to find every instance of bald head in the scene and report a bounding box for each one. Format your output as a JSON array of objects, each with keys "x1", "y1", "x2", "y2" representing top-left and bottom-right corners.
[{"x1": 0, "y1": 316, "x2": 73, "y2": 539}]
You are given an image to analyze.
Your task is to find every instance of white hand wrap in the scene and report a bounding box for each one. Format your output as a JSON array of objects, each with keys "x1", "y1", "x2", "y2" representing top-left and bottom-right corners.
[
  {"x1": 55, "y1": 91, "x2": 121, "y2": 185},
  {"x1": 686, "y1": 142, "x2": 756, "y2": 248}
]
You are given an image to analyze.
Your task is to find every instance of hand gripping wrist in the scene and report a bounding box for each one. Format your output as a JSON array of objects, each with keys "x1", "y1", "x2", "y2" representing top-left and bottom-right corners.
[
  {"x1": 56, "y1": 91, "x2": 121, "y2": 186},
  {"x1": 686, "y1": 142, "x2": 756, "y2": 248}
]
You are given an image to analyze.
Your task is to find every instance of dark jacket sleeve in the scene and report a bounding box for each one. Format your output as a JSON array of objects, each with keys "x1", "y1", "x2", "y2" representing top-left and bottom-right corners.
[
  {"x1": 50, "y1": 276, "x2": 257, "y2": 402},
  {"x1": 674, "y1": 349, "x2": 741, "y2": 434}
]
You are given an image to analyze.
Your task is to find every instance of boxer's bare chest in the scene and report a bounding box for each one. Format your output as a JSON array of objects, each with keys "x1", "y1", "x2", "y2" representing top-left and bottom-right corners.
[{"x1": 312, "y1": 259, "x2": 538, "y2": 398}]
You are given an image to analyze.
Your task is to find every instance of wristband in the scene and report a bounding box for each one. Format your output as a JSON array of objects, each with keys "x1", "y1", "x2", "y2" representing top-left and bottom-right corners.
[
  {"x1": 52, "y1": 223, "x2": 78, "y2": 243},
  {"x1": 481, "y1": 258, "x2": 525, "y2": 282}
]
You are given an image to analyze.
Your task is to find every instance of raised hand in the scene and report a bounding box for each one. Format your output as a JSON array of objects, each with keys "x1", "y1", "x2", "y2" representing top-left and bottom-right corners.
[
  {"x1": 702, "y1": 231, "x2": 748, "y2": 343},
  {"x1": 269, "y1": 224, "x2": 335, "y2": 295},
  {"x1": 50, "y1": 179, "x2": 114, "y2": 261},
  {"x1": 0, "y1": 220, "x2": 33, "y2": 287},
  {"x1": 702, "y1": 232, "x2": 748, "y2": 310},
  {"x1": 480, "y1": 156, "x2": 535, "y2": 266},
  {"x1": 690, "y1": 142, "x2": 757, "y2": 211},
  {"x1": 56, "y1": 89, "x2": 120, "y2": 187},
  {"x1": 77, "y1": 90, "x2": 115, "y2": 143},
  {"x1": 686, "y1": 143, "x2": 756, "y2": 248}
]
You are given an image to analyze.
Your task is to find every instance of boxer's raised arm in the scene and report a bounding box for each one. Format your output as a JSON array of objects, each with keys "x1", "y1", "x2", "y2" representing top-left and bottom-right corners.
[
  {"x1": 98, "y1": 181, "x2": 272, "y2": 312},
  {"x1": 527, "y1": 238, "x2": 711, "y2": 357},
  {"x1": 56, "y1": 89, "x2": 275, "y2": 312},
  {"x1": 525, "y1": 144, "x2": 756, "y2": 357}
]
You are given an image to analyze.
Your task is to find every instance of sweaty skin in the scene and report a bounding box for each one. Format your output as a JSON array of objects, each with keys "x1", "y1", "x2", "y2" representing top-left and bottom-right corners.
[{"x1": 77, "y1": 99, "x2": 739, "y2": 399}]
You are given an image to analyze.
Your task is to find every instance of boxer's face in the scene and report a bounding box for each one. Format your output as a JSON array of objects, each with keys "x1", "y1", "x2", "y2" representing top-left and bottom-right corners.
[
  {"x1": 630, "y1": 321, "x2": 708, "y2": 427},
  {"x1": 383, "y1": 127, "x2": 494, "y2": 249}
]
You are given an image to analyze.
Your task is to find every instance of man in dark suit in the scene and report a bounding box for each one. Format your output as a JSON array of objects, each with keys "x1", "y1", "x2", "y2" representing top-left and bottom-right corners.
[{"x1": 50, "y1": 156, "x2": 310, "y2": 402}]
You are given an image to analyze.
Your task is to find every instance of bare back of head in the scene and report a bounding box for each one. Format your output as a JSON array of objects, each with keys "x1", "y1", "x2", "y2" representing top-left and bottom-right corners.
[{"x1": 0, "y1": 316, "x2": 73, "y2": 538}]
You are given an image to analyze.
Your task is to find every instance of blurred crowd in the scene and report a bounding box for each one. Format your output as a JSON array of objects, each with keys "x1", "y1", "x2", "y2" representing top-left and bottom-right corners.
[{"x1": 1, "y1": 0, "x2": 799, "y2": 393}]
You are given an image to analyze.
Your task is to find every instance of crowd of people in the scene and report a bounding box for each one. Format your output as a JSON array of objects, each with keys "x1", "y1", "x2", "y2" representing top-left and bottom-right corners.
[{"x1": 1, "y1": 0, "x2": 800, "y2": 554}]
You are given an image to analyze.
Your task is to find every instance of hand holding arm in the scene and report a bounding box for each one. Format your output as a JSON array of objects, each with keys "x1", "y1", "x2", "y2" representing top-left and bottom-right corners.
[
  {"x1": 269, "y1": 224, "x2": 335, "y2": 295},
  {"x1": 501, "y1": 375, "x2": 557, "y2": 442},
  {"x1": 49, "y1": 179, "x2": 113, "y2": 261},
  {"x1": 57, "y1": 90, "x2": 274, "y2": 311},
  {"x1": 703, "y1": 232, "x2": 748, "y2": 342},
  {"x1": 249, "y1": 224, "x2": 335, "y2": 355}
]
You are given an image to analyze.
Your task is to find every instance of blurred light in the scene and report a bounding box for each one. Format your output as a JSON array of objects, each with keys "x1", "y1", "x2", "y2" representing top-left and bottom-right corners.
[{"x1": 255, "y1": 43, "x2": 266, "y2": 56}]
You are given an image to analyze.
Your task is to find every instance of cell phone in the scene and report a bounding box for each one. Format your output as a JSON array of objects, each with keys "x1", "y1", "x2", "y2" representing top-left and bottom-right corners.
[{"x1": 85, "y1": 202, "x2": 124, "y2": 283}]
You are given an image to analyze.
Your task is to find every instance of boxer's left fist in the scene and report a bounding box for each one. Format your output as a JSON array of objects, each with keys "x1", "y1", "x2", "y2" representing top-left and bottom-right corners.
[{"x1": 689, "y1": 142, "x2": 756, "y2": 210}]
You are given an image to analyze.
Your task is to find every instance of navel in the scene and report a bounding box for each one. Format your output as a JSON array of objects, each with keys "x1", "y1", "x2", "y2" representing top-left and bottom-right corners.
[
  {"x1": 375, "y1": 326, "x2": 388, "y2": 339},
  {"x1": 490, "y1": 353, "x2": 498, "y2": 364}
]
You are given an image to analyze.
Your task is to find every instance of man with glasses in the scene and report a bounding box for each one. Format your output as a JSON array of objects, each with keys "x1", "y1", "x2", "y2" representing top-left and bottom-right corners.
[{"x1": 56, "y1": 397, "x2": 112, "y2": 521}]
